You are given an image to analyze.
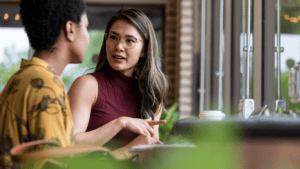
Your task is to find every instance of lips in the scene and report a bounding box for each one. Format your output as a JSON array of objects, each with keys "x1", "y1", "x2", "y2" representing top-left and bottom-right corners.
[{"x1": 112, "y1": 55, "x2": 125, "y2": 61}]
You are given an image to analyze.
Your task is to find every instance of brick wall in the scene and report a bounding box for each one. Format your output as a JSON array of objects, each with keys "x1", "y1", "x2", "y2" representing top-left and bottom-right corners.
[
  {"x1": 164, "y1": 0, "x2": 180, "y2": 108},
  {"x1": 179, "y1": 0, "x2": 194, "y2": 117}
]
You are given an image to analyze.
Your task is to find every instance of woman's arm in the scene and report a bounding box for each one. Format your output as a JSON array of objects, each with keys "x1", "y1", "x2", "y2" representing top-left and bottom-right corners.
[{"x1": 68, "y1": 75, "x2": 123, "y2": 146}]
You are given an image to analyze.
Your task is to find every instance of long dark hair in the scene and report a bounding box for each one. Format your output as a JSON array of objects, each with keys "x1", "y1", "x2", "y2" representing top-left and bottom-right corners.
[{"x1": 95, "y1": 9, "x2": 169, "y2": 119}]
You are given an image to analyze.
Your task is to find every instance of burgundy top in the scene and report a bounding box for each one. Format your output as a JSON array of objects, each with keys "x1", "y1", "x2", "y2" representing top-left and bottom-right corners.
[{"x1": 86, "y1": 68, "x2": 140, "y2": 150}]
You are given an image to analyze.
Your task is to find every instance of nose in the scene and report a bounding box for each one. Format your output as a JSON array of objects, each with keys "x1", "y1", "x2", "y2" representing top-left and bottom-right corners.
[{"x1": 115, "y1": 39, "x2": 125, "y2": 51}]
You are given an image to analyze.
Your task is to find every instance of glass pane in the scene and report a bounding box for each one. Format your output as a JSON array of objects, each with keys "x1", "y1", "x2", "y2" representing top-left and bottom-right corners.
[
  {"x1": 240, "y1": 0, "x2": 253, "y2": 99},
  {"x1": 0, "y1": 6, "x2": 29, "y2": 92},
  {"x1": 0, "y1": 5, "x2": 164, "y2": 93},
  {"x1": 0, "y1": 27, "x2": 30, "y2": 92},
  {"x1": 277, "y1": 0, "x2": 300, "y2": 112}
]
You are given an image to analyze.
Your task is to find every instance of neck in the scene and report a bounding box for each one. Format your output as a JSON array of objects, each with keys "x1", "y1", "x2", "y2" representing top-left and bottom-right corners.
[{"x1": 34, "y1": 47, "x2": 70, "y2": 76}]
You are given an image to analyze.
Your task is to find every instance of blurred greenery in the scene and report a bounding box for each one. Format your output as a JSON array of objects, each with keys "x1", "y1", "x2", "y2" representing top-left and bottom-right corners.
[
  {"x1": 0, "y1": 44, "x2": 27, "y2": 91},
  {"x1": 159, "y1": 103, "x2": 198, "y2": 144},
  {"x1": 150, "y1": 121, "x2": 243, "y2": 169},
  {"x1": 159, "y1": 102, "x2": 180, "y2": 141},
  {"x1": 276, "y1": 70, "x2": 300, "y2": 112},
  {"x1": 21, "y1": 151, "x2": 137, "y2": 169},
  {"x1": 286, "y1": 58, "x2": 295, "y2": 70},
  {"x1": 20, "y1": 121, "x2": 243, "y2": 169}
]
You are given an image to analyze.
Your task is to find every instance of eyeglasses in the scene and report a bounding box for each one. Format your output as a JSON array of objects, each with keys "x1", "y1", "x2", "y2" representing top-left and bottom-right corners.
[{"x1": 104, "y1": 33, "x2": 143, "y2": 49}]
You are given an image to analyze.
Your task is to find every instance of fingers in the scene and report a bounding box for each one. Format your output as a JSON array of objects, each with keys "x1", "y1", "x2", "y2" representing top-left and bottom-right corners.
[
  {"x1": 128, "y1": 122, "x2": 155, "y2": 137},
  {"x1": 145, "y1": 124, "x2": 155, "y2": 136},
  {"x1": 147, "y1": 120, "x2": 166, "y2": 126},
  {"x1": 141, "y1": 119, "x2": 156, "y2": 136},
  {"x1": 137, "y1": 126, "x2": 153, "y2": 136},
  {"x1": 125, "y1": 118, "x2": 161, "y2": 137},
  {"x1": 126, "y1": 125, "x2": 143, "y2": 135},
  {"x1": 155, "y1": 140, "x2": 164, "y2": 145}
]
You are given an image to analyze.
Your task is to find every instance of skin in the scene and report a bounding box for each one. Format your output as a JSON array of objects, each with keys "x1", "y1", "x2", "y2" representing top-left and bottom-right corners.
[
  {"x1": 68, "y1": 19, "x2": 165, "y2": 160},
  {"x1": 35, "y1": 13, "x2": 89, "y2": 76},
  {"x1": 106, "y1": 19, "x2": 144, "y2": 77}
]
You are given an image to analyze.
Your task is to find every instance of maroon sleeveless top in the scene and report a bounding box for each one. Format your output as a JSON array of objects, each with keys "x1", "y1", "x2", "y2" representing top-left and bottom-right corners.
[{"x1": 86, "y1": 68, "x2": 140, "y2": 150}]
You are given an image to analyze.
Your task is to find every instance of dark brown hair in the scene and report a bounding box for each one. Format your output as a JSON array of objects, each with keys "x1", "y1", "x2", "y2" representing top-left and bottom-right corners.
[{"x1": 95, "y1": 9, "x2": 169, "y2": 119}]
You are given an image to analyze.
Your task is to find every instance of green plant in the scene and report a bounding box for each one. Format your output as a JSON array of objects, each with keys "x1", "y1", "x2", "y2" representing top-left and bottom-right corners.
[
  {"x1": 286, "y1": 58, "x2": 295, "y2": 71},
  {"x1": 159, "y1": 102, "x2": 180, "y2": 141}
]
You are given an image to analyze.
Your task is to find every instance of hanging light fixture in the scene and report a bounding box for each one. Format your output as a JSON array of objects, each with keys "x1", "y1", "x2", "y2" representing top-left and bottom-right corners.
[
  {"x1": 4, "y1": 13, "x2": 9, "y2": 20},
  {"x1": 15, "y1": 14, "x2": 20, "y2": 21}
]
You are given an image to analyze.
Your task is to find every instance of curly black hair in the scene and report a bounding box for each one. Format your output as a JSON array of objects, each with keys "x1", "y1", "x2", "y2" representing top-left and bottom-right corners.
[{"x1": 20, "y1": 0, "x2": 86, "y2": 51}]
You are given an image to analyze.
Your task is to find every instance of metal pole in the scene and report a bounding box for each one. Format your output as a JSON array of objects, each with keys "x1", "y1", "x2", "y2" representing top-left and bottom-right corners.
[
  {"x1": 239, "y1": 0, "x2": 254, "y2": 119},
  {"x1": 277, "y1": 0, "x2": 281, "y2": 99},
  {"x1": 245, "y1": 0, "x2": 251, "y2": 98},
  {"x1": 200, "y1": 0, "x2": 206, "y2": 113},
  {"x1": 218, "y1": 0, "x2": 224, "y2": 110},
  {"x1": 242, "y1": 0, "x2": 246, "y2": 98}
]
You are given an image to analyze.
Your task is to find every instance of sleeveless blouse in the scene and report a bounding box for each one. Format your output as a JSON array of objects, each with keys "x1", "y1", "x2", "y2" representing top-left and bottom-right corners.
[{"x1": 86, "y1": 69, "x2": 140, "y2": 150}]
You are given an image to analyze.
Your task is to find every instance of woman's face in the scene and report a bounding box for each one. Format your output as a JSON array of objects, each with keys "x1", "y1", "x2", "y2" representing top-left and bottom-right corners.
[{"x1": 106, "y1": 19, "x2": 144, "y2": 77}]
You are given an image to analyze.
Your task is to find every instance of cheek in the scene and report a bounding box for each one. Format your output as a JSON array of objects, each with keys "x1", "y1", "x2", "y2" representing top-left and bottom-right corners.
[
  {"x1": 132, "y1": 47, "x2": 143, "y2": 61},
  {"x1": 129, "y1": 51, "x2": 142, "y2": 66}
]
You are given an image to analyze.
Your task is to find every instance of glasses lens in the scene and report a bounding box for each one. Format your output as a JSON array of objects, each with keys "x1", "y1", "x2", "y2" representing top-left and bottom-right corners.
[
  {"x1": 125, "y1": 37, "x2": 137, "y2": 49},
  {"x1": 105, "y1": 33, "x2": 117, "y2": 45},
  {"x1": 105, "y1": 33, "x2": 139, "y2": 49}
]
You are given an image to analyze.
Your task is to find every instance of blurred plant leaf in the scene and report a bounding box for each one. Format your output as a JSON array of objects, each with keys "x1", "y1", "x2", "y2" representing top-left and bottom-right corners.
[{"x1": 159, "y1": 102, "x2": 179, "y2": 141}]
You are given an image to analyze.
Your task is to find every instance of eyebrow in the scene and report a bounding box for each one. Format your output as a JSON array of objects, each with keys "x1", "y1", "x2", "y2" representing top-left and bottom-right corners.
[{"x1": 110, "y1": 31, "x2": 138, "y2": 39}]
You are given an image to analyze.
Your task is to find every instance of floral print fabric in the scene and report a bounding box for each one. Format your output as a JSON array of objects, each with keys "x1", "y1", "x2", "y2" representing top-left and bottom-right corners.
[{"x1": 0, "y1": 57, "x2": 73, "y2": 168}]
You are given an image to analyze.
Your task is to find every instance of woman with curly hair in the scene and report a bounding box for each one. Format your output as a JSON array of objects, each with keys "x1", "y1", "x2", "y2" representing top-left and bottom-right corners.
[{"x1": 0, "y1": 0, "x2": 88, "y2": 167}]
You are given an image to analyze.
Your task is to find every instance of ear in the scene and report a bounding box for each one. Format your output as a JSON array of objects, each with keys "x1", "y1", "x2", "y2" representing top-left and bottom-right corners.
[{"x1": 64, "y1": 21, "x2": 76, "y2": 41}]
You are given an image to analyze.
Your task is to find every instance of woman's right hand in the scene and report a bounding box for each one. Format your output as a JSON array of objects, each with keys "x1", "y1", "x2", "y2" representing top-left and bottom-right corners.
[{"x1": 119, "y1": 117, "x2": 166, "y2": 137}]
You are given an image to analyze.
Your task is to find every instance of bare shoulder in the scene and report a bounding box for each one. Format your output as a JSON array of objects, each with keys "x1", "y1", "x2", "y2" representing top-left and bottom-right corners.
[
  {"x1": 69, "y1": 74, "x2": 97, "y2": 91},
  {"x1": 68, "y1": 74, "x2": 98, "y2": 104}
]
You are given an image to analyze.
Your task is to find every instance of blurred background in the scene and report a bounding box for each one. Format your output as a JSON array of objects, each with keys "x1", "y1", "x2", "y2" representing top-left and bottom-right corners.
[{"x1": 1, "y1": 0, "x2": 300, "y2": 118}]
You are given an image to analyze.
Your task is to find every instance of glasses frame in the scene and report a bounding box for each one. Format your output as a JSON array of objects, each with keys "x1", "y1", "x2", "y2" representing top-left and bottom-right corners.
[{"x1": 104, "y1": 33, "x2": 144, "y2": 49}]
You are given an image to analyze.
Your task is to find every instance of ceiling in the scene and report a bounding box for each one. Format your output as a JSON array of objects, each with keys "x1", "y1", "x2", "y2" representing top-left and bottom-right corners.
[{"x1": 0, "y1": 5, "x2": 164, "y2": 30}]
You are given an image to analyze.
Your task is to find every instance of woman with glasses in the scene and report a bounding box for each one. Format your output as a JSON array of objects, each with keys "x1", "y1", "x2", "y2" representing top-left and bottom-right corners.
[{"x1": 68, "y1": 9, "x2": 169, "y2": 160}]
